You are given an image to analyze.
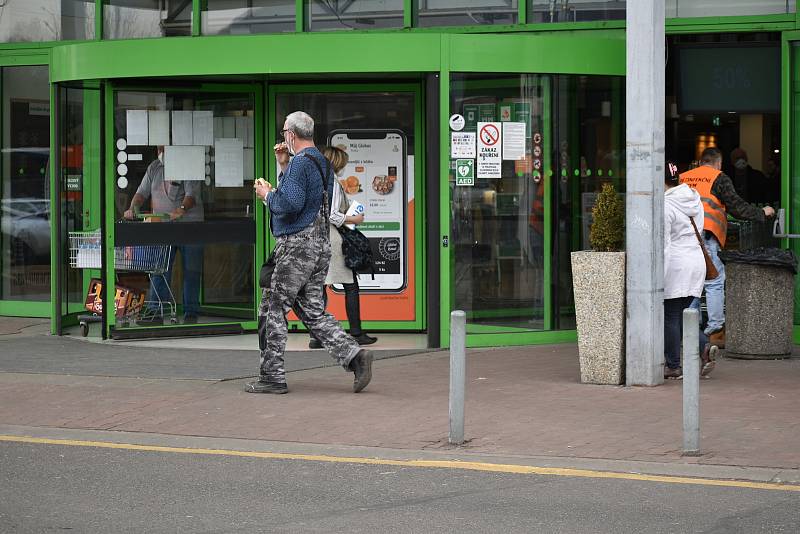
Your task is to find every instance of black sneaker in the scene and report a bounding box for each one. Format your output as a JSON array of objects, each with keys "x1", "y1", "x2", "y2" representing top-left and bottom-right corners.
[
  {"x1": 308, "y1": 338, "x2": 322, "y2": 349},
  {"x1": 349, "y1": 349, "x2": 373, "y2": 393},
  {"x1": 244, "y1": 380, "x2": 288, "y2": 394},
  {"x1": 352, "y1": 333, "x2": 377, "y2": 346}
]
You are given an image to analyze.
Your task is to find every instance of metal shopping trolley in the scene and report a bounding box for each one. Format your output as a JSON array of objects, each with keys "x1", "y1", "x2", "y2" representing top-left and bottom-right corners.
[{"x1": 69, "y1": 229, "x2": 177, "y2": 336}]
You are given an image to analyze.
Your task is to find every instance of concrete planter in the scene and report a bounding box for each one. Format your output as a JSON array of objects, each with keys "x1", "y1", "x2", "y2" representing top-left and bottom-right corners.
[{"x1": 571, "y1": 251, "x2": 626, "y2": 385}]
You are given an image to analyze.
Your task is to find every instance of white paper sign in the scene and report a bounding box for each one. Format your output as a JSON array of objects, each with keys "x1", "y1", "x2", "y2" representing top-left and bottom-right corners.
[
  {"x1": 235, "y1": 117, "x2": 248, "y2": 146},
  {"x1": 171, "y1": 111, "x2": 193, "y2": 145},
  {"x1": 125, "y1": 110, "x2": 148, "y2": 146},
  {"x1": 192, "y1": 111, "x2": 214, "y2": 146},
  {"x1": 450, "y1": 132, "x2": 476, "y2": 159},
  {"x1": 164, "y1": 145, "x2": 205, "y2": 181},
  {"x1": 477, "y1": 122, "x2": 502, "y2": 178},
  {"x1": 148, "y1": 111, "x2": 170, "y2": 146},
  {"x1": 215, "y1": 138, "x2": 244, "y2": 188},
  {"x1": 502, "y1": 122, "x2": 526, "y2": 161}
]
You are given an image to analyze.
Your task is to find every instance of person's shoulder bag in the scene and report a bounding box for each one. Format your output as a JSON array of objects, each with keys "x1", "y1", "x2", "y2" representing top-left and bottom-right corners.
[{"x1": 689, "y1": 216, "x2": 719, "y2": 280}]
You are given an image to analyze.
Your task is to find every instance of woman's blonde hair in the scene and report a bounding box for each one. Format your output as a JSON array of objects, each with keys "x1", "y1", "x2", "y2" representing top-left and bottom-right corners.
[{"x1": 322, "y1": 146, "x2": 349, "y2": 174}]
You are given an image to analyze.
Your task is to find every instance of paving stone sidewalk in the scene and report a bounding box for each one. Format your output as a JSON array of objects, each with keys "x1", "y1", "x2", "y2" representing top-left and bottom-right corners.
[{"x1": 0, "y1": 335, "x2": 798, "y2": 472}]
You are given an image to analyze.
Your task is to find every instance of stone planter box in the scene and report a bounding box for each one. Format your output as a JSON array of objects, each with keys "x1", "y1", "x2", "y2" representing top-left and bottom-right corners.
[{"x1": 571, "y1": 251, "x2": 626, "y2": 385}]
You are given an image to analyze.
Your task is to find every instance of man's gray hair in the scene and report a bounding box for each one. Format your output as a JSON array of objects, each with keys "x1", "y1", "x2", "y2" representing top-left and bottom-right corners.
[{"x1": 285, "y1": 111, "x2": 314, "y2": 140}]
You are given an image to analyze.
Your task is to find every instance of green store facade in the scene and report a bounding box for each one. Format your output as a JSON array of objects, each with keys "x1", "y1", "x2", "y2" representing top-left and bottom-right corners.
[{"x1": 0, "y1": 1, "x2": 798, "y2": 347}]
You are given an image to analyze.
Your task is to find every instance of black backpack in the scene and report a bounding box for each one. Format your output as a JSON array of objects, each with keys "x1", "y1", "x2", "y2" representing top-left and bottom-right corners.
[{"x1": 338, "y1": 225, "x2": 374, "y2": 276}]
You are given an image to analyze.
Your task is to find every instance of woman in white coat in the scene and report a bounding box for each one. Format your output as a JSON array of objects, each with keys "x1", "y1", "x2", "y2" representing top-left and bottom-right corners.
[
  {"x1": 664, "y1": 162, "x2": 716, "y2": 379},
  {"x1": 308, "y1": 146, "x2": 377, "y2": 348}
]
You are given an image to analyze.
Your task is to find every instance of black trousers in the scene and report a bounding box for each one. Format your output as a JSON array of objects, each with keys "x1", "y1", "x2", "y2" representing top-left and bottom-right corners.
[{"x1": 296, "y1": 280, "x2": 364, "y2": 337}]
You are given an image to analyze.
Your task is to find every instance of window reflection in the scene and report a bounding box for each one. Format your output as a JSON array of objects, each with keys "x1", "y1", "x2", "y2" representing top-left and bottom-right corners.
[
  {"x1": 104, "y1": 0, "x2": 191, "y2": 39},
  {"x1": 529, "y1": 1, "x2": 624, "y2": 23},
  {"x1": 0, "y1": 0, "x2": 94, "y2": 42},
  {"x1": 203, "y1": 0, "x2": 295, "y2": 35},
  {"x1": 308, "y1": 0, "x2": 404, "y2": 31},
  {"x1": 418, "y1": 0, "x2": 518, "y2": 27}
]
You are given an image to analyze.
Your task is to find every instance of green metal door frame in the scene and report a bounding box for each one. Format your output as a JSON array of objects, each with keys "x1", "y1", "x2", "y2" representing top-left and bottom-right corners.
[{"x1": 267, "y1": 81, "x2": 426, "y2": 332}]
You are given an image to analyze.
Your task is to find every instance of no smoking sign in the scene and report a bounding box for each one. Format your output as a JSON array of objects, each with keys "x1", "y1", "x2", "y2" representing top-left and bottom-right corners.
[
  {"x1": 479, "y1": 123, "x2": 500, "y2": 146},
  {"x1": 477, "y1": 122, "x2": 502, "y2": 179}
]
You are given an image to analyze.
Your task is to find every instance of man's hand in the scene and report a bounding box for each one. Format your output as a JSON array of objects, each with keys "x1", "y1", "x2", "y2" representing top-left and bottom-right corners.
[
  {"x1": 254, "y1": 178, "x2": 273, "y2": 201},
  {"x1": 169, "y1": 207, "x2": 185, "y2": 221},
  {"x1": 764, "y1": 206, "x2": 776, "y2": 218},
  {"x1": 274, "y1": 142, "x2": 290, "y2": 169},
  {"x1": 124, "y1": 209, "x2": 136, "y2": 220}
]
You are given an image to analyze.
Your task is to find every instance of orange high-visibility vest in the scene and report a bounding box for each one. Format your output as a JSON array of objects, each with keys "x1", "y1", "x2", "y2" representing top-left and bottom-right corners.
[{"x1": 679, "y1": 165, "x2": 727, "y2": 247}]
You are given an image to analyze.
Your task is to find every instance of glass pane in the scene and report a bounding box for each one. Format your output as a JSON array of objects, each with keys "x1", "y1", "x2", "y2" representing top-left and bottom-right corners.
[
  {"x1": 666, "y1": 0, "x2": 794, "y2": 18},
  {"x1": 1, "y1": 66, "x2": 51, "y2": 303},
  {"x1": 104, "y1": 0, "x2": 191, "y2": 39},
  {"x1": 0, "y1": 0, "x2": 95, "y2": 42},
  {"x1": 529, "y1": 1, "x2": 625, "y2": 23},
  {"x1": 418, "y1": 0, "x2": 518, "y2": 27},
  {"x1": 203, "y1": 0, "x2": 295, "y2": 35},
  {"x1": 450, "y1": 73, "x2": 624, "y2": 333},
  {"x1": 274, "y1": 92, "x2": 418, "y2": 324},
  {"x1": 113, "y1": 90, "x2": 256, "y2": 327},
  {"x1": 308, "y1": 0, "x2": 404, "y2": 31}
]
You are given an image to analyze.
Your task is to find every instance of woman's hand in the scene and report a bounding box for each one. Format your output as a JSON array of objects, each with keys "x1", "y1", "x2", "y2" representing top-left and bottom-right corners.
[{"x1": 345, "y1": 213, "x2": 365, "y2": 225}]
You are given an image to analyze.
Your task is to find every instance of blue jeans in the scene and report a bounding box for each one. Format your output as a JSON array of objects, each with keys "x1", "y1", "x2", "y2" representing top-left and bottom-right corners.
[
  {"x1": 664, "y1": 297, "x2": 709, "y2": 370},
  {"x1": 149, "y1": 245, "x2": 203, "y2": 318},
  {"x1": 703, "y1": 234, "x2": 725, "y2": 335}
]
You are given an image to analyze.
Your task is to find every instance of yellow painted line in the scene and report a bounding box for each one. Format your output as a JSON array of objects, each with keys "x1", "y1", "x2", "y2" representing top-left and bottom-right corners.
[{"x1": 1, "y1": 434, "x2": 798, "y2": 492}]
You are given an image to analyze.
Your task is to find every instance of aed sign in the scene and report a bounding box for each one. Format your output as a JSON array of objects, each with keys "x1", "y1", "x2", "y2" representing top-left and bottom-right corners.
[
  {"x1": 455, "y1": 159, "x2": 474, "y2": 186},
  {"x1": 477, "y1": 122, "x2": 501, "y2": 179}
]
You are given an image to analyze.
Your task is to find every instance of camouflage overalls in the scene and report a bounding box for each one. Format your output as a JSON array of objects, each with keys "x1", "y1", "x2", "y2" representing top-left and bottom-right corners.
[{"x1": 258, "y1": 209, "x2": 361, "y2": 384}]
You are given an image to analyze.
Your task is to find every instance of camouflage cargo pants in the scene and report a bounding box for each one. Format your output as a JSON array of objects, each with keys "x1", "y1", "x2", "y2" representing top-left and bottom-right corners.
[{"x1": 258, "y1": 224, "x2": 361, "y2": 384}]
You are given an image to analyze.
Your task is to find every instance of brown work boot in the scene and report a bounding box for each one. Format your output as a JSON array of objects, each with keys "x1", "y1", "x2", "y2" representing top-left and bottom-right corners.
[
  {"x1": 709, "y1": 328, "x2": 725, "y2": 349},
  {"x1": 664, "y1": 367, "x2": 683, "y2": 380}
]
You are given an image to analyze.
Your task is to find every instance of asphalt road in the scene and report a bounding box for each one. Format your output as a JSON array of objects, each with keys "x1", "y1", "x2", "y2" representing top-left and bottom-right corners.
[{"x1": 1, "y1": 441, "x2": 798, "y2": 534}]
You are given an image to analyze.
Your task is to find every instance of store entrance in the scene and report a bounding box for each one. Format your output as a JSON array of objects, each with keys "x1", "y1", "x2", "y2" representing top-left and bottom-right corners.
[
  {"x1": 667, "y1": 33, "x2": 782, "y2": 249},
  {"x1": 270, "y1": 83, "x2": 425, "y2": 332}
]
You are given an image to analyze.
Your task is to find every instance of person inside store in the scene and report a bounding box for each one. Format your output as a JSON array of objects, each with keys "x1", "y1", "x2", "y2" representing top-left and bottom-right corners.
[
  {"x1": 302, "y1": 146, "x2": 377, "y2": 349},
  {"x1": 679, "y1": 147, "x2": 775, "y2": 348},
  {"x1": 663, "y1": 161, "x2": 717, "y2": 380},
  {"x1": 729, "y1": 147, "x2": 766, "y2": 204},
  {"x1": 247, "y1": 111, "x2": 373, "y2": 395},
  {"x1": 123, "y1": 145, "x2": 204, "y2": 325},
  {"x1": 760, "y1": 153, "x2": 781, "y2": 206}
]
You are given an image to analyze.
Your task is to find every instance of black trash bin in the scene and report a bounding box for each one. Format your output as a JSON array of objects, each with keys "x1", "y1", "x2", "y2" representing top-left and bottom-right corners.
[{"x1": 720, "y1": 248, "x2": 798, "y2": 359}]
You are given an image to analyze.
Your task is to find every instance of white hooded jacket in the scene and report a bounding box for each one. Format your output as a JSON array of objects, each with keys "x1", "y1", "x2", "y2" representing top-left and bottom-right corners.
[{"x1": 664, "y1": 183, "x2": 706, "y2": 299}]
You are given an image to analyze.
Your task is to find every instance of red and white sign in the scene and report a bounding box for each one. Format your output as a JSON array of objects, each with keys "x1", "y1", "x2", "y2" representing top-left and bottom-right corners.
[{"x1": 477, "y1": 122, "x2": 502, "y2": 178}]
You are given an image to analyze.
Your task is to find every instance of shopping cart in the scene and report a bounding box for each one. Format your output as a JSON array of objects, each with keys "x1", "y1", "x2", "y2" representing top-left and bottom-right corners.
[{"x1": 69, "y1": 229, "x2": 177, "y2": 336}]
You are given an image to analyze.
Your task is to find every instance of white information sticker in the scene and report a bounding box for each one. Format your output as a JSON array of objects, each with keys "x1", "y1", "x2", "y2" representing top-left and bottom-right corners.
[
  {"x1": 214, "y1": 138, "x2": 244, "y2": 188},
  {"x1": 164, "y1": 145, "x2": 205, "y2": 181},
  {"x1": 148, "y1": 111, "x2": 170, "y2": 146},
  {"x1": 477, "y1": 122, "x2": 502, "y2": 178},
  {"x1": 449, "y1": 114, "x2": 465, "y2": 131},
  {"x1": 502, "y1": 122, "x2": 526, "y2": 161},
  {"x1": 125, "y1": 110, "x2": 148, "y2": 146},
  {"x1": 171, "y1": 111, "x2": 193, "y2": 146},
  {"x1": 450, "y1": 132, "x2": 476, "y2": 159},
  {"x1": 192, "y1": 111, "x2": 214, "y2": 146}
]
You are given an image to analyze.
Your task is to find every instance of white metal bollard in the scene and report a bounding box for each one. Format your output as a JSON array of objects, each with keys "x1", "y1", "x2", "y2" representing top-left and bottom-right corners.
[
  {"x1": 682, "y1": 308, "x2": 700, "y2": 455},
  {"x1": 449, "y1": 310, "x2": 467, "y2": 445}
]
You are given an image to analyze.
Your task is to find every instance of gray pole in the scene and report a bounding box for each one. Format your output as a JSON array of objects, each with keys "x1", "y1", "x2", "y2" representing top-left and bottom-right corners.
[
  {"x1": 625, "y1": 0, "x2": 666, "y2": 386},
  {"x1": 683, "y1": 308, "x2": 701, "y2": 455},
  {"x1": 449, "y1": 310, "x2": 466, "y2": 445}
]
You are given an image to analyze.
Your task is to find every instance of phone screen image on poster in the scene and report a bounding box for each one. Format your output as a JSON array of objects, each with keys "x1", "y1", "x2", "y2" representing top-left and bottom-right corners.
[{"x1": 329, "y1": 130, "x2": 407, "y2": 293}]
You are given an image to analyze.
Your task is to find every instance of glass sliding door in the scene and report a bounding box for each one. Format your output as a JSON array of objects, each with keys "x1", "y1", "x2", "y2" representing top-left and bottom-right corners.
[
  {"x1": 449, "y1": 73, "x2": 625, "y2": 339},
  {"x1": 111, "y1": 86, "x2": 258, "y2": 333},
  {"x1": 0, "y1": 66, "x2": 52, "y2": 313}
]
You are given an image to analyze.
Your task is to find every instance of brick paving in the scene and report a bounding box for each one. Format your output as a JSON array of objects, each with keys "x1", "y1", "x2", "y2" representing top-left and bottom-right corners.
[{"x1": 0, "y1": 340, "x2": 798, "y2": 470}]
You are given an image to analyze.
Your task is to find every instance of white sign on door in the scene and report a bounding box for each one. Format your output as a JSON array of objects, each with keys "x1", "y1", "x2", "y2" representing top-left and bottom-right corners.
[
  {"x1": 450, "y1": 131, "x2": 476, "y2": 159},
  {"x1": 477, "y1": 122, "x2": 502, "y2": 178}
]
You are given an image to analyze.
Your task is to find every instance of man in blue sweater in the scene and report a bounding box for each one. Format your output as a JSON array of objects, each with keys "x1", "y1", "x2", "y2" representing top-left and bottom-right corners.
[{"x1": 246, "y1": 111, "x2": 373, "y2": 394}]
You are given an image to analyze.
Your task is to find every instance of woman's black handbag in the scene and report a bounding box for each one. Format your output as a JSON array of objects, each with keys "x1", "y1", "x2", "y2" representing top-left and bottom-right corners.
[{"x1": 338, "y1": 226, "x2": 374, "y2": 275}]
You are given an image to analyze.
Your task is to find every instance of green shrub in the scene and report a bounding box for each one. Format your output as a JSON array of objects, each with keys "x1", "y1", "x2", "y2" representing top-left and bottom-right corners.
[{"x1": 590, "y1": 183, "x2": 625, "y2": 252}]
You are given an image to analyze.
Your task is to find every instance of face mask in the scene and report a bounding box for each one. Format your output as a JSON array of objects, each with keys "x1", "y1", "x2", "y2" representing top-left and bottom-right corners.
[
  {"x1": 285, "y1": 132, "x2": 295, "y2": 156},
  {"x1": 734, "y1": 158, "x2": 747, "y2": 170}
]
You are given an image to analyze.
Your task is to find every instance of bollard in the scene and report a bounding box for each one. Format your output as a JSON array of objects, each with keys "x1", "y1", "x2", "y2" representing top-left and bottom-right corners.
[
  {"x1": 449, "y1": 310, "x2": 467, "y2": 445},
  {"x1": 682, "y1": 308, "x2": 700, "y2": 456}
]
